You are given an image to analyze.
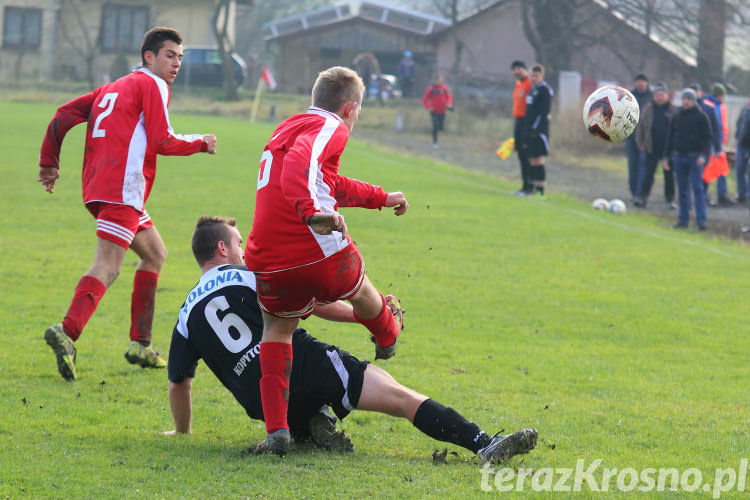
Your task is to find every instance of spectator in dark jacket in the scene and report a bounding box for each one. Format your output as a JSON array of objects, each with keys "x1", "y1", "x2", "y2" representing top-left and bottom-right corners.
[
  {"x1": 398, "y1": 51, "x2": 416, "y2": 98},
  {"x1": 634, "y1": 82, "x2": 676, "y2": 209},
  {"x1": 421, "y1": 75, "x2": 453, "y2": 148},
  {"x1": 625, "y1": 74, "x2": 653, "y2": 201},
  {"x1": 735, "y1": 96, "x2": 750, "y2": 203},
  {"x1": 667, "y1": 89, "x2": 712, "y2": 230}
]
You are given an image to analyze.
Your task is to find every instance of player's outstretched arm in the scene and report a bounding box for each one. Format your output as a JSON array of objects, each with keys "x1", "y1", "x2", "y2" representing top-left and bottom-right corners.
[
  {"x1": 163, "y1": 379, "x2": 193, "y2": 435},
  {"x1": 384, "y1": 191, "x2": 409, "y2": 216},
  {"x1": 37, "y1": 166, "x2": 59, "y2": 193},
  {"x1": 308, "y1": 213, "x2": 348, "y2": 239}
]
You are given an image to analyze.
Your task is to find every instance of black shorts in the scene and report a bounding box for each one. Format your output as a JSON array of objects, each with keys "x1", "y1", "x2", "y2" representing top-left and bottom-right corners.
[
  {"x1": 287, "y1": 330, "x2": 369, "y2": 433},
  {"x1": 524, "y1": 133, "x2": 549, "y2": 157}
]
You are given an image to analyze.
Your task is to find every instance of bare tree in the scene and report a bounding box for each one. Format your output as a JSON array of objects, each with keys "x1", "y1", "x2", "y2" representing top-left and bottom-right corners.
[
  {"x1": 603, "y1": 0, "x2": 750, "y2": 86},
  {"x1": 213, "y1": 0, "x2": 249, "y2": 101},
  {"x1": 696, "y1": 0, "x2": 726, "y2": 86},
  {"x1": 428, "y1": 0, "x2": 498, "y2": 84},
  {"x1": 57, "y1": 0, "x2": 99, "y2": 89},
  {"x1": 521, "y1": 0, "x2": 612, "y2": 84}
]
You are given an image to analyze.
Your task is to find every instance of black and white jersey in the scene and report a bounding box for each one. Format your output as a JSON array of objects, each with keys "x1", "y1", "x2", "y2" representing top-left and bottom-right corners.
[
  {"x1": 168, "y1": 264, "x2": 370, "y2": 425},
  {"x1": 525, "y1": 81, "x2": 554, "y2": 137},
  {"x1": 168, "y1": 265, "x2": 267, "y2": 419}
]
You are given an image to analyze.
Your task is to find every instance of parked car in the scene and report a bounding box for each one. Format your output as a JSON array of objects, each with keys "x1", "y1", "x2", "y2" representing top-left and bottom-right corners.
[
  {"x1": 368, "y1": 74, "x2": 402, "y2": 100},
  {"x1": 174, "y1": 47, "x2": 248, "y2": 89}
]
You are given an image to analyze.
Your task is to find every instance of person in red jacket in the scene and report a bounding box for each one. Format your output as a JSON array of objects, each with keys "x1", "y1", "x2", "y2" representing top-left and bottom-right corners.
[
  {"x1": 244, "y1": 66, "x2": 408, "y2": 456},
  {"x1": 422, "y1": 75, "x2": 453, "y2": 148},
  {"x1": 37, "y1": 27, "x2": 217, "y2": 381}
]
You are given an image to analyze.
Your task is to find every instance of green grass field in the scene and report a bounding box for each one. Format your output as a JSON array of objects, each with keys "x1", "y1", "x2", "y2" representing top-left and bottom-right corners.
[{"x1": 2, "y1": 100, "x2": 750, "y2": 498}]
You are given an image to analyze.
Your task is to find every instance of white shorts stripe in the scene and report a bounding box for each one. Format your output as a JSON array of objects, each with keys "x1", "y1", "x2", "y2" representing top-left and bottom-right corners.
[
  {"x1": 257, "y1": 298, "x2": 315, "y2": 319},
  {"x1": 97, "y1": 220, "x2": 135, "y2": 244},
  {"x1": 139, "y1": 211, "x2": 151, "y2": 224},
  {"x1": 325, "y1": 349, "x2": 353, "y2": 411}
]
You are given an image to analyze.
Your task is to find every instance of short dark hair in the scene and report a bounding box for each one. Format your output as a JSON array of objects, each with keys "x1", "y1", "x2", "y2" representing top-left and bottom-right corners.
[
  {"x1": 140, "y1": 27, "x2": 182, "y2": 65},
  {"x1": 634, "y1": 73, "x2": 648, "y2": 82},
  {"x1": 312, "y1": 66, "x2": 365, "y2": 113},
  {"x1": 511, "y1": 60, "x2": 526, "y2": 69},
  {"x1": 191, "y1": 216, "x2": 237, "y2": 266},
  {"x1": 531, "y1": 64, "x2": 544, "y2": 74}
]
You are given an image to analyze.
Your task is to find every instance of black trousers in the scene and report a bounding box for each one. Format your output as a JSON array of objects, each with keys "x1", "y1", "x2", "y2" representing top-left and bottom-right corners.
[
  {"x1": 514, "y1": 117, "x2": 531, "y2": 192},
  {"x1": 639, "y1": 152, "x2": 675, "y2": 202},
  {"x1": 430, "y1": 112, "x2": 445, "y2": 143}
]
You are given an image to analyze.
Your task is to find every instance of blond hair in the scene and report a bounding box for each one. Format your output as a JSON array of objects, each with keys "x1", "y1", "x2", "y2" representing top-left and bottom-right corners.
[{"x1": 312, "y1": 66, "x2": 364, "y2": 113}]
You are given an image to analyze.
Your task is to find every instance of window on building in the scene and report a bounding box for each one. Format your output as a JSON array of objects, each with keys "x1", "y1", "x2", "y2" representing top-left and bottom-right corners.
[
  {"x1": 100, "y1": 4, "x2": 149, "y2": 53},
  {"x1": 3, "y1": 7, "x2": 42, "y2": 50}
]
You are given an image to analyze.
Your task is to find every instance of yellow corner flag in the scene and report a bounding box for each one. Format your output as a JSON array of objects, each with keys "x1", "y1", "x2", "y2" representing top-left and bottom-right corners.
[{"x1": 496, "y1": 138, "x2": 515, "y2": 160}]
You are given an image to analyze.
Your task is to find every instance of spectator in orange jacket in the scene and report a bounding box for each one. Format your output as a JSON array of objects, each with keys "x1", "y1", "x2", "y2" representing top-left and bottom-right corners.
[
  {"x1": 705, "y1": 83, "x2": 733, "y2": 206},
  {"x1": 422, "y1": 75, "x2": 453, "y2": 149},
  {"x1": 511, "y1": 60, "x2": 533, "y2": 195}
]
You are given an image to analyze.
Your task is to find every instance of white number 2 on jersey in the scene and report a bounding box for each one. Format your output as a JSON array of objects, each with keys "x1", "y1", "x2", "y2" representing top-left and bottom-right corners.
[
  {"x1": 92, "y1": 92, "x2": 118, "y2": 138},
  {"x1": 257, "y1": 150, "x2": 273, "y2": 190},
  {"x1": 204, "y1": 295, "x2": 254, "y2": 353}
]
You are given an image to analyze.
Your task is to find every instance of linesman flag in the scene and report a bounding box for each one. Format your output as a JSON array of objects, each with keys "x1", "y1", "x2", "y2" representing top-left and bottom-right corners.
[{"x1": 261, "y1": 66, "x2": 277, "y2": 90}]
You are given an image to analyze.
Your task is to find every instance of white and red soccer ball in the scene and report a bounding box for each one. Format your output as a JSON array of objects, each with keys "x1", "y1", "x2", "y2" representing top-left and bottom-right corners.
[{"x1": 582, "y1": 86, "x2": 640, "y2": 143}]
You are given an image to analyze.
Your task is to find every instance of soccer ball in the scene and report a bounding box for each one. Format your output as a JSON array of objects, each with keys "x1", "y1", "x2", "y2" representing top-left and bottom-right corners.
[
  {"x1": 582, "y1": 86, "x2": 640, "y2": 142},
  {"x1": 592, "y1": 198, "x2": 610, "y2": 211},
  {"x1": 609, "y1": 199, "x2": 627, "y2": 214}
]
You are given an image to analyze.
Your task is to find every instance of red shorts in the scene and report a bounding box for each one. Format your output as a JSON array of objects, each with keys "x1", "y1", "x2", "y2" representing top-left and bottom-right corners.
[
  {"x1": 254, "y1": 243, "x2": 365, "y2": 318},
  {"x1": 85, "y1": 202, "x2": 154, "y2": 249}
]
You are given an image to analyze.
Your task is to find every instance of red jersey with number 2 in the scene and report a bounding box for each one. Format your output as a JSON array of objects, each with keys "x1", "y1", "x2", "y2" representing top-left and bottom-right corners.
[
  {"x1": 39, "y1": 68, "x2": 207, "y2": 212},
  {"x1": 245, "y1": 106, "x2": 388, "y2": 273}
]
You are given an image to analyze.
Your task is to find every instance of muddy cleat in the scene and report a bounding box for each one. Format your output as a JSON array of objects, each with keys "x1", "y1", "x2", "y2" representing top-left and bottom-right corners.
[
  {"x1": 308, "y1": 409, "x2": 354, "y2": 453},
  {"x1": 477, "y1": 428, "x2": 538, "y2": 463},
  {"x1": 249, "y1": 428, "x2": 291, "y2": 456},
  {"x1": 372, "y1": 295, "x2": 404, "y2": 360},
  {"x1": 124, "y1": 341, "x2": 167, "y2": 368},
  {"x1": 44, "y1": 323, "x2": 77, "y2": 381}
]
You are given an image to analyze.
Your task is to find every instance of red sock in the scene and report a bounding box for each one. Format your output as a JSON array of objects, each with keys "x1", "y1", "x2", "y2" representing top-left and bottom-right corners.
[
  {"x1": 259, "y1": 342, "x2": 293, "y2": 434},
  {"x1": 353, "y1": 293, "x2": 399, "y2": 348},
  {"x1": 62, "y1": 275, "x2": 107, "y2": 341},
  {"x1": 130, "y1": 270, "x2": 159, "y2": 344}
]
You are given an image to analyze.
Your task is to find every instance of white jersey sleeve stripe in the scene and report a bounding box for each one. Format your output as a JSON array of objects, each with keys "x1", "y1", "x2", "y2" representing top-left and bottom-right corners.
[
  {"x1": 121, "y1": 112, "x2": 148, "y2": 210},
  {"x1": 305, "y1": 117, "x2": 350, "y2": 258}
]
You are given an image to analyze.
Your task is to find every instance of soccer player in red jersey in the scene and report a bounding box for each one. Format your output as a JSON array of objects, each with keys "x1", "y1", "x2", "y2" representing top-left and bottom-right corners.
[
  {"x1": 37, "y1": 27, "x2": 217, "y2": 381},
  {"x1": 244, "y1": 66, "x2": 408, "y2": 454}
]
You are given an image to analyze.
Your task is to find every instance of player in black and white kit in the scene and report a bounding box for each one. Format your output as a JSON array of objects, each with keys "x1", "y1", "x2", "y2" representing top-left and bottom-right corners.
[
  {"x1": 164, "y1": 215, "x2": 538, "y2": 461},
  {"x1": 523, "y1": 64, "x2": 554, "y2": 196}
]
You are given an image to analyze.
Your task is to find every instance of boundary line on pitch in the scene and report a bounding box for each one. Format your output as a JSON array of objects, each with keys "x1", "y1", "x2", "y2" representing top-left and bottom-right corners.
[{"x1": 362, "y1": 148, "x2": 743, "y2": 259}]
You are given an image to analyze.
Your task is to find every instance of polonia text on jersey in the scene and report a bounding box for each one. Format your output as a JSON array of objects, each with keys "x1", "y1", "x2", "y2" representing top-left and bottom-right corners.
[{"x1": 181, "y1": 269, "x2": 245, "y2": 315}]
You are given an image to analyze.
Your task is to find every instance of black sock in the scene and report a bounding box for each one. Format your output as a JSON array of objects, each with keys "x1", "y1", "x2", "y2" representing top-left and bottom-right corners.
[
  {"x1": 533, "y1": 164, "x2": 545, "y2": 194},
  {"x1": 412, "y1": 399, "x2": 491, "y2": 452}
]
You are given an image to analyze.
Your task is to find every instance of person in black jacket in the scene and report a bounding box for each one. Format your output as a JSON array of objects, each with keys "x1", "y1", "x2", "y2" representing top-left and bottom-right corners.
[
  {"x1": 522, "y1": 64, "x2": 553, "y2": 196},
  {"x1": 666, "y1": 89, "x2": 712, "y2": 230},
  {"x1": 626, "y1": 74, "x2": 653, "y2": 201},
  {"x1": 735, "y1": 97, "x2": 750, "y2": 204},
  {"x1": 634, "y1": 82, "x2": 676, "y2": 209}
]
